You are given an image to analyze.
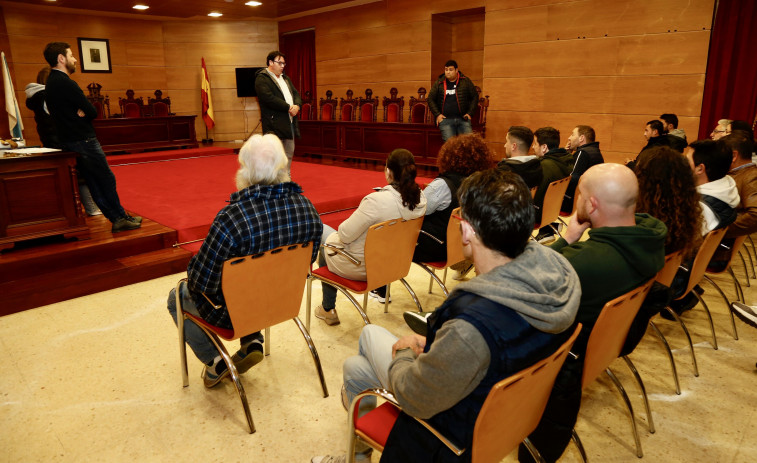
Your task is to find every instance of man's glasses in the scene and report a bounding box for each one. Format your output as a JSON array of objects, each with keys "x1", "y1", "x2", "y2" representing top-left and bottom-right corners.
[{"x1": 273, "y1": 60, "x2": 286, "y2": 66}]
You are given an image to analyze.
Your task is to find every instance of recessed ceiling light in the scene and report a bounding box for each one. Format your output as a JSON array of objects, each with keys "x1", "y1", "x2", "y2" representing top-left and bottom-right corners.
[
  {"x1": 132, "y1": 4, "x2": 149, "y2": 10},
  {"x1": 245, "y1": 1, "x2": 263, "y2": 5},
  {"x1": 208, "y1": 12, "x2": 223, "y2": 17}
]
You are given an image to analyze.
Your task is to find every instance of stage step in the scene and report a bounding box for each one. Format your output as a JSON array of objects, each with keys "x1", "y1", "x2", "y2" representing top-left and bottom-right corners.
[{"x1": 0, "y1": 247, "x2": 191, "y2": 317}]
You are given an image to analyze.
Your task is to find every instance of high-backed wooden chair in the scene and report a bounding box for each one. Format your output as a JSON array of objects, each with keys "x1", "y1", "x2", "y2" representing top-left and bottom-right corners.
[
  {"x1": 382, "y1": 87, "x2": 404, "y2": 122},
  {"x1": 408, "y1": 87, "x2": 430, "y2": 124},
  {"x1": 306, "y1": 217, "x2": 424, "y2": 331},
  {"x1": 86, "y1": 82, "x2": 110, "y2": 119},
  {"x1": 532, "y1": 177, "x2": 571, "y2": 239},
  {"x1": 320, "y1": 90, "x2": 337, "y2": 121},
  {"x1": 577, "y1": 280, "x2": 655, "y2": 458},
  {"x1": 470, "y1": 86, "x2": 489, "y2": 137},
  {"x1": 357, "y1": 88, "x2": 378, "y2": 122},
  {"x1": 340, "y1": 89, "x2": 356, "y2": 121},
  {"x1": 176, "y1": 242, "x2": 328, "y2": 434},
  {"x1": 147, "y1": 89, "x2": 172, "y2": 117},
  {"x1": 345, "y1": 324, "x2": 582, "y2": 463},
  {"x1": 414, "y1": 208, "x2": 465, "y2": 296},
  {"x1": 300, "y1": 90, "x2": 313, "y2": 121},
  {"x1": 118, "y1": 89, "x2": 144, "y2": 118}
]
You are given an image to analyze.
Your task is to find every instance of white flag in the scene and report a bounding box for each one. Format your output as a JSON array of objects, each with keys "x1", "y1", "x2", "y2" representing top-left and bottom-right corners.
[{"x1": 2, "y1": 51, "x2": 24, "y2": 139}]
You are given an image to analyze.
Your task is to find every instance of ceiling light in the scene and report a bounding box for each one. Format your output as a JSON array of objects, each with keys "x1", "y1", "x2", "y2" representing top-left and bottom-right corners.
[
  {"x1": 132, "y1": 4, "x2": 149, "y2": 10},
  {"x1": 208, "y1": 12, "x2": 223, "y2": 17},
  {"x1": 245, "y1": 1, "x2": 263, "y2": 5}
]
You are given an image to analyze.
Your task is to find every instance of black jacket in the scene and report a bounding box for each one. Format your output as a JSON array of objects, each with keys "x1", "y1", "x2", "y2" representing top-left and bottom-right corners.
[
  {"x1": 254, "y1": 69, "x2": 302, "y2": 140},
  {"x1": 46, "y1": 70, "x2": 98, "y2": 143},
  {"x1": 428, "y1": 71, "x2": 478, "y2": 121},
  {"x1": 562, "y1": 142, "x2": 604, "y2": 213},
  {"x1": 25, "y1": 89, "x2": 61, "y2": 148}
]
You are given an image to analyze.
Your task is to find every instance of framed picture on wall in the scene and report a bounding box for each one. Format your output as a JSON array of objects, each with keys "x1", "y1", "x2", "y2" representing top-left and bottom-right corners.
[{"x1": 77, "y1": 38, "x2": 112, "y2": 73}]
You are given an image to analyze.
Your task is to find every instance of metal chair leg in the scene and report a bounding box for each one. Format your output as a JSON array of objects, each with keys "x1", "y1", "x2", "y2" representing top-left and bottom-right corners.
[
  {"x1": 306, "y1": 276, "x2": 313, "y2": 333},
  {"x1": 702, "y1": 274, "x2": 739, "y2": 340},
  {"x1": 416, "y1": 263, "x2": 449, "y2": 296},
  {"x1": 292, "y1": 317, "x2": 329, "y2": 397},
  {"x1": 738, "y1": 250, "x2": 752, "y2": 287},
  {"x1": 665, "y1": 307, "x2": 699, "y2": 377},
  {"x1": 605, "y1": 367, "x2": 643, "y2": 458},
  {"x1": 693, "y1": 292, "x2": 718, "y2": 350},
  {"x1": 649, "y1": 320, "x2": 681, "y2": 394},
  {"x1": 400, "y1": 277, "x2": 424, "y2": 312},
  {"x1": 522, "y1": 437, "x2": 546, "y2": 463},
  {"x1": 384, "y1": 283, "x2": 391, "y2": 313},
  {"x1": 623, "y1": 356, "x2": 655, "y2": 434},
  {"x1": 176, "y1": 281, "x2": 190, "y2": 388},
  {"x1": 571, "y1": 429, "x2": 588, "y2": 463},
  {"x1": 264, "y1": 327, "x2": 271, "y2": 356}
]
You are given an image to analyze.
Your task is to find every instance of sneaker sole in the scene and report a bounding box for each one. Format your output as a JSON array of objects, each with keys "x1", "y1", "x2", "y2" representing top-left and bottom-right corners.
[
  {"x1": 403, "y1": 311, "x2": 429, "y2": 336},
  {"x1": 368, "y1": 292, "x2": 391, "y2": 304},
  {"x1": 231, "y1": 349, "x2": 264, "y2": 374},
  {"x1": 731, "y1": 303, "x2": 757, "y2": 329},
  {"x1": 202, "y1": 365, "x2": 230, "y2": 388}
]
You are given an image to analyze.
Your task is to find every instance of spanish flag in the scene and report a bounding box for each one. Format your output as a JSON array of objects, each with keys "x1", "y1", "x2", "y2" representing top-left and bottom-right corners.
[{"x1": 201, "y1": 57, "x2": 215, "y2": 130}]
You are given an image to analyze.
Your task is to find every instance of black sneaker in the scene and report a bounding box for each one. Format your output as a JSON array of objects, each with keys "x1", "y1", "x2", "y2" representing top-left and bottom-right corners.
[
  {"x1": 126, "y1": 215, "x2": 142, "y2": 224},
  {"x1": 231, "y1": 342, "x2": 264, "y2": 374},
  {"x1": 111, "y1": 217, "x2": 141, "y2": 233},
  {"x1": 403, "y1": 311, "x2": 432, "y2": 336},
  {"x1": 535, "y1": 228, "x2": 556, "y2": 244}
]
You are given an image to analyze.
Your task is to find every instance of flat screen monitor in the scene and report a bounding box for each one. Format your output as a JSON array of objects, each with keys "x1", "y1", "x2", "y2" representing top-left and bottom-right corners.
[{"x1": 235, "y1": 67, "x2": 263, "y2": 97}]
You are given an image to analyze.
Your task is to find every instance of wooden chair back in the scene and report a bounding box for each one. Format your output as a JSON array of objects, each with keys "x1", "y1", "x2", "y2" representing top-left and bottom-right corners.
[
  {"x1": 708, "y1": 233, "x2": 747, "y2": 275},
  {"x1": 123, "y1": 103, "x2": 141, "y2": 118},
  {"x1": 152, "y1": 101, "x2": 170, "y2": 116},
  {"x1": 536, "y1": 177, "x2": 570, "y2": 229},
  {"x1": 655, "y1": 250, "x2": 685, "y2": 287},
  {"x1": 444, "y1": 207, "x2": 465, "y2": 266},
  {"x1": 319, "y1": 90, "x2": 337, "y2": 120},
  {"x1": 300, "y1": 90, "x2": 313, "y2": 120},
  {"x1": 582, "y1": 280, "x2": 654, "y2": 388},
  {"x1": 364, "y1": 217, "x2": 423, "y2": 291},
  {"x1": 340, "y1": 89, "x2": 356, "y2": 121},
  {"x1": 472, "y1": 324, "x2": 581, "y2": 463},
  {"x1": 221, "y1": 242, "x2": 312, "y2": 339},
  {"x1": 409, "y1": 87, "x2": 429, "y2": 124},
  {"x1": 382, "y1": 87, "x2": 404, "y2": 122},
  {"x1": 681, "y1": 227, "x2": 727, "y2": 296},
  {"x1": 357, "y1": 89, "x2": 378, "y2": 122}
]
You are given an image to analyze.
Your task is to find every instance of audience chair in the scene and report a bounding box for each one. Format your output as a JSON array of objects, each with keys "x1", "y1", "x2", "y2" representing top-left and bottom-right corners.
[
  {"x1": 345, "y1": 324, "x2": 581, "y2": 463},
  {"x1": 382, "y1": 87, "x2": 404, "y2": 122},
  {"x1": 647, "y1": 250, "x2": 694, "y2": 395},
  {"x1": 176, "y1": 242, "x2": 328, "y2": 434},
  {"x1": 532, "y1": 177, "x2": 571, "y2": 239},
  {"x1": 577, "y1": 280, "x2": 655, "y2": 458},
  {"x1": 702, "y1": 233, "x2": 746, "y2": 340},
  {"x1": 306, "y1": 217, "x2": 424, "y2": 331},
  {"x1": 413, "y1": 208, "x2": 465, "y2": 296}
]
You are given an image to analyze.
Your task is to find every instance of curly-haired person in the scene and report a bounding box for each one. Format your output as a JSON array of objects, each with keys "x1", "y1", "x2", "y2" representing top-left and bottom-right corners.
[{"x1": 634, "y1": 146, "x2": 703, "y2": 259}]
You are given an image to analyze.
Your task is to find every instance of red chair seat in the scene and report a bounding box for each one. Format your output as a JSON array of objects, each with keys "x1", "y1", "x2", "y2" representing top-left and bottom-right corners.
[
  {"x1": 355, "y1": 402, "x2": 401, "y2": 448},
  {"x1": 421, "y1": 261, "x2": 446, "y2": 269},
  {"x1": 312, "y1": 266, "x2": 369, "y2": 292},
  {"x1": 183, "y1": 311, "x2": 235, "y2": 340}
]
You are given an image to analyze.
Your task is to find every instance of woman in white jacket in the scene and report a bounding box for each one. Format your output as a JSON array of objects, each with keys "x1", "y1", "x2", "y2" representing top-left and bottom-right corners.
[{"x1": 315, "y1": 149, "x2": 427, "y2": 326}]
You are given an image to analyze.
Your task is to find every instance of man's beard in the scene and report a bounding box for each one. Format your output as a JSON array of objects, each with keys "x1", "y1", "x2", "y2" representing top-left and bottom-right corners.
[{"x1": 66, "y1": 61, "x2": 76, "y2": 74}]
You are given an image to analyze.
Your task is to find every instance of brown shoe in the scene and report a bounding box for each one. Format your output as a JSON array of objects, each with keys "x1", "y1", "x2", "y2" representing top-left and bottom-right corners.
[
  {"x1": 315, "y1": 305, "x2": 340, "y2": 325},
  {"x1": 111, "y1": 217, "x2": 141, "y2": 233}
]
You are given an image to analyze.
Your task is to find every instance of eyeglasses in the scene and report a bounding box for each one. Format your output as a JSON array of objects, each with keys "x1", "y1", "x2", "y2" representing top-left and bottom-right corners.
[
  {"x1": 273, "y1": 60, "x2": 286, "y2": 66},
  {"x1": 713, "y1": 129, "x2": 727, "y2": 134}
]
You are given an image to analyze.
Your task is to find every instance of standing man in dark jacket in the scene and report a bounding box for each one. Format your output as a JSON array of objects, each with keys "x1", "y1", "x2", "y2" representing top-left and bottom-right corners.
[
  {"x1": 43, "y1": 42, "x2": 140, "y2": 233},
  {"x1": 428, "y1": 60, "x2": 479, "y2": 142},
  {"x1": 562, "y1": 125, "x2": 604, "y2": 213},
  {"x1": 254, "y1": 51, "x2": 302, "y2": 172}
]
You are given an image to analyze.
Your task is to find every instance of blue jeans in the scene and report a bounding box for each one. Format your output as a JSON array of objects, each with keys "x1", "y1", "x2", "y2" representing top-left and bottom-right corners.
[
  {"x1": 63, "y1": 137, "x2": 126, "y2": 223},
  {"x1": 167, "y1": 281, "x2": 263, "y2": 365},
  {"x1": 319, "y1": 225, "x2": 338, "y2": 310},
  {"x1": 439, "y1": 117, "x2": 472, "y2": 142}
]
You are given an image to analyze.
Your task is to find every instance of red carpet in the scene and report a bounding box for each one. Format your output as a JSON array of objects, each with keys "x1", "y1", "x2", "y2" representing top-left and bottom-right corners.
[
  {"x1": 112, "y1": 152, "x2": 433, "y2": 249},
  {"x1": 108, "y1": 146, "x2": 234, "y2": 166}
]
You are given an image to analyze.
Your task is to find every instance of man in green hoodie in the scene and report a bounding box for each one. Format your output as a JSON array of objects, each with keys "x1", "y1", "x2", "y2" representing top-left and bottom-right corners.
[
  {"x1": 520, "y1": 163, "x2": 666, "y2": 463},
  {"x1": 313, "y1": 170, "x2": 581, "y2": 463}
]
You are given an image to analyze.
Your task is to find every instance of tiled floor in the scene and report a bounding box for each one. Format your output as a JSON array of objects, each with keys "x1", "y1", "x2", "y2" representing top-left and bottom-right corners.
[{"x1": 1, "y1": 252, "x2": 756, "y2": 462}]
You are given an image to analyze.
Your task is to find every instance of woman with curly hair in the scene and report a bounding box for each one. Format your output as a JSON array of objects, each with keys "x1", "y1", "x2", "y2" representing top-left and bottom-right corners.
[
  {"x1": 634, "y1": 146, "x2": 703, "y2": 258},
  {"x1": 413, "y1": 133, "x2": 493, "y2": 264}
]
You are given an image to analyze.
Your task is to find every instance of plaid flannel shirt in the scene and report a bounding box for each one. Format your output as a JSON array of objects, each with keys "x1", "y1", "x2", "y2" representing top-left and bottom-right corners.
[{"x1": 187, "y1": 182, "x2": 323, "y2": 328}]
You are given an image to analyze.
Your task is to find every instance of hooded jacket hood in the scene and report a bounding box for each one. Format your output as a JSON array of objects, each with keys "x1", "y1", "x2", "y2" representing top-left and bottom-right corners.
[
  {"x1": 453, "y1": 241, "x2": 581, "y2": 333},
  {"x1": 25, "y1": 82, "x2": 45, "y2": 98},
  {"x1": 698, "y1": 175, "x2": 740, "y2": 208}
]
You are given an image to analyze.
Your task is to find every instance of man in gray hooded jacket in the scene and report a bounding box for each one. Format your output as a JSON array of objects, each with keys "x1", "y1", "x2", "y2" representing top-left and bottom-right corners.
[{"x1": 312, "y1": 169, "x2": 581, "y2": 463}]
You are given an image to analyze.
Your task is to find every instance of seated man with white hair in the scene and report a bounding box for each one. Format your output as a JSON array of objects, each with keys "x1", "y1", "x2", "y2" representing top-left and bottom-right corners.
[{"x1": 166, "y1": 134, "x2": 323, "y2": 388}]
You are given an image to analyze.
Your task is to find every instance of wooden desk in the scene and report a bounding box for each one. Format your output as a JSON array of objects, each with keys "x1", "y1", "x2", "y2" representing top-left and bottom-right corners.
[
  {"x1": 94, "y1": 115, "x2": 198, "y2": 153},
  {"x1": 295, "y1": 120, "x2": 484, "y2": 165},
  {"x1": 0, "y1": 150, "x2": 89, "y2": 250}
]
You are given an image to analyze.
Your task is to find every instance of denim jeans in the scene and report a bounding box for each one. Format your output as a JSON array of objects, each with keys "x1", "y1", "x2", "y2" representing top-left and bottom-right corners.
[
  {"x1": 343, "y1": 324, "x2": 398, "y2": 417},
  {"x1": 319, "y1": 224, "x2": 338, "y2": 310},
  {"x1": 167, "y1": 281, "x2": 263, "y2": 365},
  {"x1": 63, "y1": 137, "x2": 126, "y2": 223},
  {"x1": 438, "y1": 117, "x2": 472, "y2": 142}
]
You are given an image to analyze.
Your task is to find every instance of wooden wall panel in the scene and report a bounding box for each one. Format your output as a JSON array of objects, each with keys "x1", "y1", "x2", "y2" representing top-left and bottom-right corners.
[{"x1": 484, "y1": 7, "x2": 548, "y2": 46}]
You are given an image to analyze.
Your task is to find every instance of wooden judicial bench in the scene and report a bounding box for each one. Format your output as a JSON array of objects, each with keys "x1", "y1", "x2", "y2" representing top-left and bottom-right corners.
[
  {"x1": 93, "y1": 115, "x2": 198, "y2": 154},
  {"x1": 0, "y1": 150, "x2": 89, "y2": 251}
]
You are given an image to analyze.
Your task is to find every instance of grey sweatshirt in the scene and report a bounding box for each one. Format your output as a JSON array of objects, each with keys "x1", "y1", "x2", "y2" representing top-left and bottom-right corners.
[{"x1": 389, "y1": 242, "x2": 580, "y2": 418}]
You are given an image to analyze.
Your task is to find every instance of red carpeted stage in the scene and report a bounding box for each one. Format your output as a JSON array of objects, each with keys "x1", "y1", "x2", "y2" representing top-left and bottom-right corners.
[{"x1": 111, "y1": 149, "x2": 434, "y2": 252}]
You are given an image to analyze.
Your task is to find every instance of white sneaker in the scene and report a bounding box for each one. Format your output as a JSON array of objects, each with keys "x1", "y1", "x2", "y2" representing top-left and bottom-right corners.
[
  {"x1": 368, "y1": 290, "x2": 391, "y2": 304},
  {"x1": 315, "y1": 305, "x2": 340, "y2": 325},
  {"x1": 731, "y1": 302, "x2": 757, "y2": 329}
]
